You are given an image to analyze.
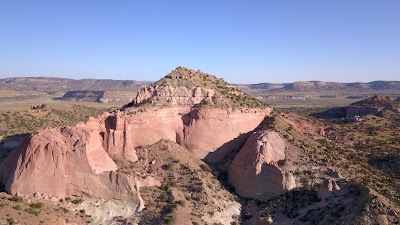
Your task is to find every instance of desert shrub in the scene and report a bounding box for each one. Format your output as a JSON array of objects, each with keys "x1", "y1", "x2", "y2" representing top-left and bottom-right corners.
[
  {"x1": 71, "y1": 198, "x2": 84, "y2": 205},
  {"x1": 61, "y1": 207, "x2": 69, "y2": 213},
  {"x1": 7, "y1": 218, "x2": 17, "y2": 225},
  {"x1": 165, "y1": 216, "x2": 175, "y2": 224},
  {"x1": 12, "y1": 205, "x2": 22, "y2": 210},
  {"x1": 26, "y1": 207, "x2": 41, "y2": 216},
  {"x1": 165, "y1": 163, "x2": 174, "y2": 170},
  {"x1": 8, "y1": 196, "x2": 23, "y2": 202},
  {"x1": 200, "y1": 164, "x2": 212, "y2": 173},
  {"x1": 30, "y1": 202, "x2": 44, "y2": 209},
  {"x1": 176, "y1": 200, "x2": 185, "y2": 207}
]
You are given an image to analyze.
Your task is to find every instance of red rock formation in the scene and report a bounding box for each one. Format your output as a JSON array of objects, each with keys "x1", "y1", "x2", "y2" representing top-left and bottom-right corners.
[
  {"x1": 182, "y1": 108, "x2": 270, "y2": 159},
  {"x1": 0, "y1": 127, "x2": 140, "y2": 202},
  {"x1": 85, "y1": 106, "x2": 269, "y2": 161},
  {"x1": 0, "y1": 101, "x2": 270, "y2": 199},
  {"x1": 228, "y1": 130, "x2": 295, "y2": 201},
  {"x1": 318, "y1": 178, "x2": 341, "y2": 200},
  {"x1": 0, "y1": 66, "x2": 271, "y2": 201}
]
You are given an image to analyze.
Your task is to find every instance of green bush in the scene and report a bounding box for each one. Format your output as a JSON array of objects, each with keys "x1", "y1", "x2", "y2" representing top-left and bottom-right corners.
[
  {"x1": 176, "y1": 200, "x2": 185, "y2": 207},
  {"x1": 13, "y1": 205, "x2": 22, "y2": 210},
  {"x1": 71, "y1": 198, "x2": 84, "y2": 205},
  {"x1": 8, "y1": 196, "x2": 23, "y2": 202},
  {"x1": 26, "y1": 207, "x2": 41, "y2": 216},
  {"x1": 30, "y1": 202, "x2": 44, "y2": 209}
]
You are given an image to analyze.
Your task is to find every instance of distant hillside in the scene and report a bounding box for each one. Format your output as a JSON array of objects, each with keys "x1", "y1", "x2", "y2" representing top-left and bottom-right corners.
[
  {"x1": 0, "y1": 77, "x2": 150, "y2": 92},
  {"x1": 312, "y1": 95, "x2": 400, "y2": 119},
  {"x1": 2, "y1": 77, "x2": 399, "y2": 93},
  {"x1": 61, "y1": 90, "x2": 136, "y2": 103},
  {"x1": 237, "y1": 81, "x2": 400, "y2": 92}
]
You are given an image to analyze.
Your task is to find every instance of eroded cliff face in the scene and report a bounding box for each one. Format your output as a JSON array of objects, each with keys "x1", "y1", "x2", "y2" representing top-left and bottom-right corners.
[
  {"x1": 0, "y1": 66, "x2": 271, "y2": 225},
  {"x1": 182, "y1": 108, "x2": 270, "y2": 159},
  {"x1": 135, "y1": 85, "x2": 215, "y2": 106},
  {"x1": 228, "y1": 130, "x2": 296, "y2": 200},
  {"x1": 87, "y1": 106, "x2": 270, "y2": 161},
  {"x1": 0, "y1": 127, "x2": 141, "y2": 203},
  {"x1": 0, "y1": 105, "x2": 270, "y2": 198}
]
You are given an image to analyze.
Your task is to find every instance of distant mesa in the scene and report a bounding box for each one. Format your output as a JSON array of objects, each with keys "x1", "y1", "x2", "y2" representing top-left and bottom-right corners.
[
  {"x1": 0, "y1": 77, "x2": 150, "y2": 102},
  {"x1": 60, "y1": 90, "x2": 136, "y2": 103},
  {"x1": 240, "y1": 80, "x2": 400, "y2": 92},
  {"x1": 0, "y1": 77, "x2": 150, "y2": 92},
  {"x1": 61, "y1": 91, "x2": 104, "y2": 102}
]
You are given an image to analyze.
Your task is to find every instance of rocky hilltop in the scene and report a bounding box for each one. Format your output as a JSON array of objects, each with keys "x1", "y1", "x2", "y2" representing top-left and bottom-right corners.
[
  {"x1": 132, "y1": 66, "x2": 265, "y2": 108},
  {"x1": 346, "y1": 95, "x2": 400, "y2": 119}
]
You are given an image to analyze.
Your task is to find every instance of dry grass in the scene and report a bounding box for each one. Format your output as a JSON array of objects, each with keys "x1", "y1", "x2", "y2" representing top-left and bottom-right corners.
[{"x1": 0, "y1": 192, "x2": 86, "y2": 225}]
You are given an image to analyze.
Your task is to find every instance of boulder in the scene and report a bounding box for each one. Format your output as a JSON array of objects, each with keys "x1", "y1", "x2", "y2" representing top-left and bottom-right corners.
[
  {"x1": 318, "y1": 178, "x2": 341, "y2": 200},
  {"x1": 228, "y1": 130, "x2": 296, "y2": 200}
]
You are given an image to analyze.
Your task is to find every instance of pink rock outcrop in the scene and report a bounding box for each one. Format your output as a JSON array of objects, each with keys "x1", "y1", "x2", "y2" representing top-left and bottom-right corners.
[
  {"x1": 182, "y1": 108, "x2": 270, "y2": 159},
  {"x1": 88, "y1": 106, "x2": 270, "y2": 161},
  {"x1": 0, "y1": 106, "x2": 270, "y2": 198},
  {"x1": 318, "y1": 178, "x2": 341, "y2": 200},
  {"x1": 0, "y1": 127, "x2": 140, "y2": 201},
  {"x1": 228, "y1": 130, "x2": 296, "y2": 200},
  {"x1": 0, "y1": 66, "x2": 272, "y2": 202}
]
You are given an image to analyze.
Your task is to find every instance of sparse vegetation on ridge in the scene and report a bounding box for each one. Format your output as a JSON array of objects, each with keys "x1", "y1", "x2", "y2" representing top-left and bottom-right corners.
[{"x1": 127, "y1": 66, "x2": 268, "y2": 109}]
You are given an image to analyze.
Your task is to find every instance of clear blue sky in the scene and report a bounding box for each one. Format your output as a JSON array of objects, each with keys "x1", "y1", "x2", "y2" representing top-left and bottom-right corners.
[{"x1": 0, "y1": 0, "x2": 399, "y2": 83}]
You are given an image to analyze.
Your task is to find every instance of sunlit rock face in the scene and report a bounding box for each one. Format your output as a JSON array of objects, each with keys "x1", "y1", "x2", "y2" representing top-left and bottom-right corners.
[
  {"x1": 229, "y1": 130, "x2": 296, "y2": 200},
  {"x1": 0, "y1": 66, "x2": 271, "y2": 201},
  {"x1": 0, "y1": 127, "x2": 140, "y2": 202}
]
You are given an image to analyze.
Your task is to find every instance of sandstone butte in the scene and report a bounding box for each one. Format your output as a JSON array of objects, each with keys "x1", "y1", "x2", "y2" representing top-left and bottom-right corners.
[{"x1": 0, "y1": 66, "x2": 273, "y2": 203}]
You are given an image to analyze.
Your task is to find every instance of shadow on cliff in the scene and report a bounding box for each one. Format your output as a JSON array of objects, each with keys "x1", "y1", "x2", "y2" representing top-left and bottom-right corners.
[
  {"x1": 203, "y1": 132, "x2": 250, "y2": 165},
  {"x1": 0, "y1": 133, "x2": 30, "y2": 164},
  {"x1": 202, "y1": 132, "x2": 251, "y2": 197},
  {"x1": 0, "y1": 133, "x2": 30, "y2": 189},
  {"x1": 310, "y1": 107, "x2": 347, "y2": 119}
]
